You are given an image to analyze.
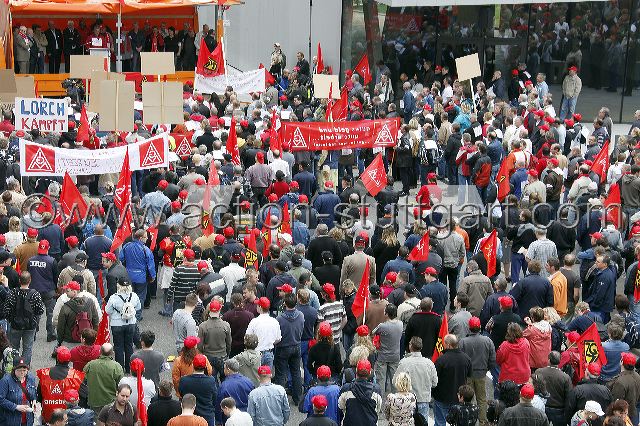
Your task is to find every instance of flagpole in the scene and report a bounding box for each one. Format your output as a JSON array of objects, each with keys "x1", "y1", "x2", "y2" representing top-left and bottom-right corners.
[{"x1": 221, "y1": 36, "x2": 228, "y2": 88}]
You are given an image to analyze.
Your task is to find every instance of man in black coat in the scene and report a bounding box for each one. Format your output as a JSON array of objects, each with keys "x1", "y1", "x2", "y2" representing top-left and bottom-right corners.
[
  {"x1": 564, "y1": 363, "x2": 612, "y2": 423},
  {"x1": 509, "y1": 260, "x2": 554, "y2": 317},
  {"x1": 62, "y1": 21, "x2": 80, "y2": 73},
  {"x1": 443, "y1": 123, "x2": 462, "y2": 189},
  {"x1": 432, "y1": 334, "x2": 472, "y2": 425},
  {"x1": 306, "y1": 225, "x2": 344, "y2": 270},
  {"x1": 147, "y1": 380, "x2": 181, "y2": 426},
  {"x1": 44, "y1": 21, "x2": 63, "y2": 74},
  {"x1": 374, "y1": 177, "x2": 400, "y2": 219},
  {"x1": 404, "y1": 297, "x2": 442, "y2": 358},
  {"x1": 487, "y1": 296, "x2": 523, "y2": 350},
  {"x1": 102, "y1": 252, "x2": 130, "y2": 301},
  {"x1": 498, "y1": 383, "x2": 550, "y2": 426}
]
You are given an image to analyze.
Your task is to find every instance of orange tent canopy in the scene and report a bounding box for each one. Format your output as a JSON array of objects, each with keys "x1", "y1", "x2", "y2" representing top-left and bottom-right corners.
[{"x1": 9, "y1": 0, "x2": 241, "y2": 14}]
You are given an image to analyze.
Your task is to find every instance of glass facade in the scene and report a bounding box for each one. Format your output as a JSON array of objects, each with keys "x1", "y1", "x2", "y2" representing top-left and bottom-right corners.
[{"x1": 341, "y1": 0, "x2": 640, "y2": 122}]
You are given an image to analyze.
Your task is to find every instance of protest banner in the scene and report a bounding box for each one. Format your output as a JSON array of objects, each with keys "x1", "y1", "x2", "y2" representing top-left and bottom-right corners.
[
  {"x1": 281, "y1": 117, "x2": 400, "y2": 151},
  {"x1": 15, "y1": 97, "x2": 68, "y2": 132},
  {"x1": 194, "y1": 68, "x2": 265, "y2": 94},
  {"x1": 20, "y1": 133, "x2": 170, "y2": 176}
]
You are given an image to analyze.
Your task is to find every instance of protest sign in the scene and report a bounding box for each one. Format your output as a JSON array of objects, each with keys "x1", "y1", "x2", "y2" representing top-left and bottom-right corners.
[
  {"x1": 140, "y1": 52, "x2": 176, "y2": 76},
  {"x1": 312, "y1": 74, "x2": 340, "y2": 99},
  {"x1": 99, "y1": 80, "x2": 135, "y2": 132},
  {"x1": 281, "y1": 118, "x2": 400, "y2": 151},
  {"x1": 20, "y1": 133, "x2": 169, "y2": 176},
  {"x1": 194, "y1": 68, "x2": 265, "y2": 94},
  {"x1": 15, "y1": 97, "x2": 68, "y2": 132},
  {"x1": 142, "y1": 82, "x2": 183, "y2": 124}
]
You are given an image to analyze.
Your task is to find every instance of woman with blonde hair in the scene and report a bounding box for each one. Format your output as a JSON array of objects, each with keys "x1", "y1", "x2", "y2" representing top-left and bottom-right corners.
[
  {"x1": 342, "y1": 345, "x2": 372, "y2": 385},
  {"x1": 4, "y1": 216, "x2": 25, "y2": 253},
  {"x1": 385, "y1": 372, "x2": 416, "y2": 425},
  {"x1": 328, "y1": 226, "x2": 352, "y2": 260}
]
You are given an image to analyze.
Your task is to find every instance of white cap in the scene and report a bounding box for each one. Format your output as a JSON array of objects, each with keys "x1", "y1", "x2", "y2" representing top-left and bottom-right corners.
[
  {"x1": 584, "y1": 401, "x2": 604, "y2": 416},
  {"x1": 278, "y1": 233, "x2": 292, "y2": 243},
  {"x1": 588, "y1": 198, "x2": 603, "y2": 207}
]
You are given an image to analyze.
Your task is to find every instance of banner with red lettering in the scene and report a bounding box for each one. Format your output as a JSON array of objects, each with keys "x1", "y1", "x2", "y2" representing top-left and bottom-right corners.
[{"x1": 281, "y1": 118, "x2": 400, "y2": 151}]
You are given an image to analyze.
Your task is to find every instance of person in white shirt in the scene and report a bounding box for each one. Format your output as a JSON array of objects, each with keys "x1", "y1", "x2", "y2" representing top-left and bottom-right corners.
[
  {"x1": 120, "y1": 359, "x2": 156, "y2": 408},
  {"x1": 219, "y1": 251, "x2": 246, "y2": 301},
  {"x1": 268, "y1": 150, "x2": 290, "y2": 178},
  {"x1": 245, "y1": 297, "x2": 281, "y2": 369},
  {"x1": 221, "y1": 397, "x2": 253, "y2": 426}
]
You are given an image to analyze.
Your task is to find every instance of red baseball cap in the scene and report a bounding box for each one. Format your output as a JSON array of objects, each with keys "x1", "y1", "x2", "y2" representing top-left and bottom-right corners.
[
  {"x1": 240, "y1": 119, "x2": 249, "y2": 128},
  {"x1": 566, "y1": 331, "x2": 580, "y2": 343},
  {"x1": 193, "y1": 354, "x2": 207, "y2": 369},
  {"x1": 539, "y1": 124, "x2": 550, "y2": 132},
  {"x1": 268, "y1": 193, "x2": 278, "y2": 202},
  {"x1": 424, "y1": 267, "x2": 437, "y2": 276},
  {"x1": 63, "y1": 389, "x2": 79, "y2": 402},
  {"x1": 568, "y1": 65, "x2": 578, "y2": 72},
  {"x1": 195, "y1": 178, "x2": 205, "y2": 186},
  {"x1": 214, "y1": 234, "x2": 225, "y2": 245},
  {"x1": 511, "y1": 69, "x2": 519, "y2": 76},
  {"x1": 524, "y1": 80, "x2": 533, "y2": 86},
  {"x1": 240, "y1": 200, "x2": 251, "y2": 210},
  {"x1": 101, "y1": 252, "x2": 117, "y2": 262},
  {"x1": 324, "y1": 181, "x2": 334, "y2": 189},
  {"x1": 520, "y1": 383, "x2": 535, "y2": 399},
  {"x1": 311, "y1": 394, "x2": 328, "y2": 409},
  {"x1": 564, "y1": 119, "x2": 575, "y2": 128},
  {"x1": 534, "y1": 110, "x2": 545, "y2": 117},
  {"x1": 27, "y1": 228, "x2": 38, "y2": 238},
  {"x1": 179, "y1": 190, "x2": 188, "y2": 200},
  {"x1": 590, "y1": 232, "x2": 604, "y2": 240},
  {"x1": 622, "y1": 352, "x2": 637, "y2": 367},
  {"x1": 289, "y1": 181, "x2": 299, "y2": 190},
  {"x1": 544, "y1": 116, "x2": 555, "y2": 124},
  {"x1": 356, "y1": 359, "x2": 371, "y2": 373},
  {"x1": 573, "y1": 113, "x2": 582, "y2": 122},
  {"x1": 587, "y1": 363, "x2": 601, "y2": 376},
  {"x1": 356, "y1": 325, "x2": 369, "y2": 336},
  {"x1": 157, "y1": 180, "x2": 169, "y2": 190},
  {"x1": 318, "y1": 321, "x2": 333, "y2": 338},
  {"x1": 254, "y1": 297, "x2": 270, "y2": 310},
  {"x1": 499, "y1": 296, "x2": 513, "y2": 309},
  {"x1": 550, "y1": 158, "x2": 559, "y2": 167},
  {"x1": 256, "y1": 151, "x2": 265, "y2": 162},
  {"x1": 276, "y1": 283, "x2": 293, "y2": 293},
  {"x1": 130, "y1": 358, "x2": 145, "y2": 373},
  {"x1": 527, "y1": 169, "x2": 539, "y2": 177},
  {"x1": 209, "y1": 300, "x2": 222, "y2": 312},
  {"x1": 65, "y1": 236, "x2": 79, "y2": 247},
  {"x1": 223, "y1": 227, "x2": 235, "y2": 237},
  {"x1": 385, "y1": 271, "x2": 397, "y2": 283},
  {"x1": 68, "y1": 121, "x2": 76, "y2": 129},
  {"x1": 468, "y1": 317, "x2": 481, "y2": 329},
  {"x1": 316, "y1": 365, "x2": 332, "y2": 379},
  {"x1": 299, "y1": 195, "x2": 308, "y2": 203},
  {"x1": 258, "y1": 365, "x2": 271, "y2": 375},
  {"x1": 171, "y1": 200, "x2": 181, "y2": 210},
  {"x1": 322, "y1": 283, "x2": 335, "y2": 299},
  {"x1": 197, "y1": 260, "x2": 209, "y2": 272},
  {"x1": 38, "y1": 239, "x2": 50, "y2": 254},
  {"x1": 195, "y1": 95, "x2": 204, "y2": 102},
  {"x1": 56, "y1": 346, "x2": 71, "y2": 363},
  {"x1": 183, "y1": 249, "x2": 195, "y2": 260},
  {"x1": 63, "y1": 281, "x2": 81, "y2": 291},
  {"x1": 183, "y1": 336, "x2": 200, "y2": 349}
]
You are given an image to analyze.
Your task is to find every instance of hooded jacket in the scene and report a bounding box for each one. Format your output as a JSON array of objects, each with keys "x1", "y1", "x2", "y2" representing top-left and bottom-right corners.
[
  {"x1": 276, "y1": 308, "x2": 304, "y2": 348},
  {"x1": 523, "y1": 321, "x2": 552, "y2": 368},
  {"x1": 496, "y1": 337, "x2": 531, "y2": 384},
  {"x1": 621, "y1": 173, "x2": 640, "y2": 209},
  {"x1": 338, "y1": 379, "x2": 383, "y2": 426},
  {"x1": 585, "y1": 265, "x2": 616, "y2": 313},
  {"x1": 57, "y1": 296, "x2": 99, "y2": 343}
]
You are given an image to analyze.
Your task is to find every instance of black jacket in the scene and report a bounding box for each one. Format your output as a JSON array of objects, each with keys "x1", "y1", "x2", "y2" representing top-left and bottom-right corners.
[
  {"x1": 307, "y1": 341, "x2": 342, "y2": 377},
  {"x1": 405, "y1": 311, "x2": 441, "y2": 357},
  {"x1": 313, "y1": 264, "x2": 341, "y2": 290},
  {"x1": 489, "y1": 310, "x2": 524, "y2": 349},
  {"x1": 498, "y1": 402, "x2": 549, "y2": 426},
  {"x1": 535, "y1": 366, "x2": 572, "y2": 409},
  {"x1": 300, "y1": 414, "x2": 338, "y2": 426},
  {"x1": 147, "y1": 396, "x2": 182, "y2": 426},
  {"x1": 547, "y1": 219, "x2": 576, "y2": 258},
  {"x1": 339, "y1": 379, "x2": 382, "y2": 426},
  {"x1": 375, "y1": 187, "x2": 400, "y2": 218},
  {"x1": 444, "y1": 133, "x2": 462, "y2": 165},
  {"x1": 564, "y1": 378, "x2": 612, "y2": 423},
  {"x1": 432, "y1": 348, "x2": 472, "y2": 404},
  {"x1": 510, "y1": 273, "x2": 554, "y2": 317},
  {"x1": 106, "y1": 261, "x2": 130, "y2": 300},
  {"x1": 307, "y1": 236, "x2": 344, "y2": 271}
]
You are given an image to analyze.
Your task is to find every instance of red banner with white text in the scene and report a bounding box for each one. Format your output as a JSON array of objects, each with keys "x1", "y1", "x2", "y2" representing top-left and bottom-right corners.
[{"x1": 281, "y1": 118, "x2": 401, "y2": 151}]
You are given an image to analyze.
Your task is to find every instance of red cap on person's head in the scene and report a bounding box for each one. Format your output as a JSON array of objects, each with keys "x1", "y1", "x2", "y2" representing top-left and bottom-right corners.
[
  {"x1": 217, "y1": 118, "x2": 226, "y2": 127},
  {"x1": 324, "y1": 181, "x2": 334, "y2": 189},
  {"x1": 322, "y1": 283, "x2": 336, "y2": 299},
  {"x1": 65, "y1": 236, "x2": 79, "y2": 247},
  {"x1": 299, "y1": 194, "x2": 308, "y2": 203},
  {"x1": 524, "y1": 80, "x2": 533, "y2": 86},
  {"x1": 38, "y1": 239, "x2": 50, "y2": 254},
  {"x1": 209, "y1": 300, "x2": 222, "y2": 312},
  {"x1": 193, "y1": 354, "x2": 207, "y2": 369},
  {"x1": 185, "y1": 80, "x2": 193, "y2": 87},
  {"x1": 468, "y1": 317, "x2": 481, "y2": 329},
  {"x1": 268, "y1": 193, "x2": 278, "y2": 202},
  {"x1": 240, "y1": 119, "x2": 249, "y2": 128},
  {"x1": 183, "y1": 336, "x2": 200, "y2": 349},
  {"x1": 195, "y1": 95, "x2": 204, "y2": 102},
  {"x1": 256, "y1": 151, "x2": 265, "y2": 163},
  {"x1": 183, "y1": 249, "x2": 195, "y2": 260},
  {"x1": 171, "y1": 200, "x2": 181, "y2": 210},
  {"x1": 254, "y1": 297, "x2": 270, "y2": 310},
  {"x1": 179, "y1": 190, "x2": 188, "y2": 200},
  {"x1": 587, "y1": 363, "x2": 601, "y2": 376},
  {"x1": 258, "y1": 365, "x2": 271, "y2": 375},
  {"x1": 423, "y1": 104, "x2": 432, "y2": 111},
  {"x1": 56, "y1": 346, "x2": 71, "y2": 363},
  {"x1": 195, "y1": 178, "x2": 205, "y2": 186},
  {"x1": 566, "y1": 331, "x2": 580, "y2": 343},
  {"x1": 568, "y1": 65, "x2": 578, "y2": 72},
  {"x1": 68, "y1": 121, "x2": 76, "y2": 130},
  {"x1": 157, "y1": 180, "x2": 169, "y2": 190},
  {"x1": 527, "y1": 169, "x2": 539, "y2": 177},
  {"x1": 316, "y1": 365, "x2": 332, "y2": 380},
  {"x1": 584, "y1": 160, "x2": 593, "y2": 167},
  {"x1": 102, "y1": 252, "x2": 117, "y2": 262},
  {"x1": 311, "y1": 394, "x2": 328, "y2": 409},
  {"x1": 622, "y1": 352, "x2": 637, "y2": 367},
  {"x1": 318, "y1": 321, "x2": 333, "y2": 338},
  {"x1": 356, "y1": 359, "x2": 372, "y2": 374},
  {"x1": 520, "y1": 383, "x2": 535, "y2": 399},
  {"x1": 590, "y1": 232, "x2": 603, "y2": 240},
  {"x1": 64, "y1": 389, "x2": 79, "y2": 402},
  {"x1": 223, "y1": 227, "x2": 235, "y2": 238},
  {"x1": 544, "y1": 116, "x2": 555, "y2": 124},
  {"x1": 499, "y1": 296, "x2": 513, "y2": 309},
  {"x1": 427, "y1": 172, "x2": 437, "y2": 180},
  {"x1": 276, "y1": 283, "x2": 294, "y2": 294},
  {"x1": 63, "y1": 281, "x2": 81, "y2": 291},
  {"x1": 240, "y1": 200, "x2": 251, "y2": 210},
  {"x1": 27, "y1": 228, "x2": 38, "y2": 238},
  {"x1": 356, "y1": 325, "x2": 369, "y2": 336},
  {"x1": 197, "y1": 260, "x2": 209, "y2": 272},
  {"x1": 289, "y1": 181, "x2": 299, "y2": 190},
  {"x1": 214, "y1": 234, "x2": 225, "y2": 245},
  {"x1": 564, "y1": 119, "x2": 575, "y2": 128},
  {"x1": 540, "y1": 124, "x2": 550, "y2": 132},
  {"x1": 511, "y1": 69, "x2": 519, "y2": 76},
  {"x1": 534, "y1": 110, "x2": 545, "y2": 117},
  {"x1": 550, "y1": 158, "x2": 559, "y2": 166},
  {"x1": 424, "y1": 267, "x2": 437, "y2": 276},
  {"x1": 385, "y1": 271, "x2": 398, "y2": 283},
  {"x1": 573, "y1": 113, "x2": 582, "y2": 122}
]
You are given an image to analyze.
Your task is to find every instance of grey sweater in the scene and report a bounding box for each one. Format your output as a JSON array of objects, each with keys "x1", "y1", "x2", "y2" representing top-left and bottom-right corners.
[
  {"x1": 394, "y1": 353, "x2": 438, "y2": 403},
  {"x1": 459, "y1": 332, "x2": 496, "y2": 378}
]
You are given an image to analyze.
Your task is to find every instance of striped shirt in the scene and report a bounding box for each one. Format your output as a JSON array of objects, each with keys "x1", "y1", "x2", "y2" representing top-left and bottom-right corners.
[
  {"x1": 526, "y1": 239, "x2": 558, "y2": 278},
  {"x1": 317, "y1": 301, "x2": 346, "y2": 343},
  {"x1": 168, "y1": 263, "x2": 200, "y2": 303}
]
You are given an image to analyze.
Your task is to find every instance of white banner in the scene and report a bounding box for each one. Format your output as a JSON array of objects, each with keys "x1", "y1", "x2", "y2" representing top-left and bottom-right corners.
[
  {"x1": 20, "y1": 133, "x2": 170, "y2": 176},
  {"x1": 194, "y1": 68, "x2": 266, "y2": 95},
  {"x1": 15, "y1": 97, "x2": 68, "y2": 133}
]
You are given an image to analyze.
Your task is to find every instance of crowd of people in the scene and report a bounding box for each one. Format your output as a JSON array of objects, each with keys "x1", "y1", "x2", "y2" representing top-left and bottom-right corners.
[{"x1": 1, "y1": 16, "x2": 640, "y2": 425}]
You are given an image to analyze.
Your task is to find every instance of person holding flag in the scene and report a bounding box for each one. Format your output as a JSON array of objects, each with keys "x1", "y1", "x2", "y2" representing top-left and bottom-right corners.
[
  {"x1": 431, "y1": 334, "x2": 472, "y2": 426},
  {"x1": 405, "y1": 298, "x2": 442, "y2": 359}
]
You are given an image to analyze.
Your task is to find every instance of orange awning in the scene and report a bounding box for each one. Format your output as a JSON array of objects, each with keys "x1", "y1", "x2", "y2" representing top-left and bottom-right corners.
[{"x1": 9, "y1": 0, "x2": 241, "y2": 15}]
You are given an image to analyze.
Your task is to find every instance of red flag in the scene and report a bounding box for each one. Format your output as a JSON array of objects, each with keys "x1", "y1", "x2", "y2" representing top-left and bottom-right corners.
[
  {"x1": 95, "y1": 306, "x2": 111, "y2": 345},
  {"x1": 226, "y1": 117, "x2": 241, "y2": 165},
  {"x1": 480, "y1": 230, "x2": 498, "y2": 277},
  {"x1": 76, "y1": 104, "x2": 89, "y2": 143},
  {"x1": 496, "y1": 160, "x2": 511, "y2": 202},
  {"x1": 351, "y1": 259, "x2": 370, "y2": 318},
  {"x1": 246, "y1": 230, "x2": 259, "y2": 270},
  {"x1": 111, "y1": 149, "x2": 132, "y2": 252},
  {"x1": 259, "y1": 63, "x2": 276, "y2": 87},
  {"x1": 316, "y1": 43, "x2": 324, "y2": 74},
  {"x1": 604, "y1": 183, "x2": 622, "y2": 229},
  {"x1": 591, "y1": 140, "x2": 610, "y2": 183},
  {"x1": 36, "y1": 191, "x2": 61, "y2": 226},
  {"x1": 577, "y1": 323, "x2": 607, "y2": 380},
  {"x1": 270, "y1": 109, "x2": 281, "y2": 152},
  {"x1": 633, "y1": 265, "x2": 640, "y2": 303},
  {"x1": 196, "y1": 38, "x2": 225, "y2": 77},
  {"x1": 261, "y1": 207, "x2": 272, "y2": 258},
  {"x1": 281, "y1": 202, "x2": 292, "y2": 236},
  {"x1": 330, "y1": 86, "x2": 349, "y2": 121},
  {"x1": 354, "y1": 53, "x2": 372, "y2": 85},
  {"x1": 59, "y1": 172, "x2": 88, "y2": 225},
  {"x1": 432, "y1": 313, "x2": 448, "y2": 362},
  {"x1": 147, "y1": 226, "x2": 159, "y2": 251},
  {"x1": 97, "y1": 270, "x2": 105, "y2": 301},
  {"x1": 135, "y1": 364, "x2": 148, "y2": 426},
  {"x1": 361, "y1": 153, "x2": 387, "y2": 196},
  {"x1": 408, "y1": 232, "x2": 430, "y2": 261},
  {"x1": 201, "y1": 160, "x2": 220, "y2": 237}
]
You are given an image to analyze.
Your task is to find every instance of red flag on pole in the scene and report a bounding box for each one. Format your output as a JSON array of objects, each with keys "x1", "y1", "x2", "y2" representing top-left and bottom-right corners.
[
  {"x1": 576, "y1": 323, "x2": 607, "y2": 381},
  {"x1": 76, "y1": 104, "x2": 90, "y2": 143},
  {"x1": 330, "y1": 86, "x2": 349, "y2": 121},
  {"x1": 111, "y1": 149, "x2": 132, "y2": 252},
  {"x1": 196, "y1": 38, "x2": 225, "y2": 77},
  {"x1": 361, "y1": 153, "x2": 388, "y2": 196},
  {"x1": 130, "y1": 359, "x2": 148, "y2": 426},
  {"x1": 325, "y1": 83, "x2": 334, "y2": 122},
  {"x1": 590, "y1": 140, "x2": 610, "y2": 182},
  {"x1": 261, "y1": 207, "x2": 272, "y2": 258},
  {"x1": 59, "y1": 172, "x2": 88, "y2": 225},
  {"x1": 496, "y1": 160, "x2": 511, "y2": 202},
  {"x1": 281, "y1": 202, "x2": 292, "y2": 236},
  {"x1": 226, "y1": 116, "x2": 241, "y2": 165},
  {"x1": 604, "y1": 183, "x2": 622, "y2": 229},
  {"x1": 354, "y1": 53, "x2": 372, "y2": 85},
  {"x1": 95, "y1": 306, "x2": 111, "y2": 345},
  {"x1": 316, "y1": 43, "x2": 324, "y2": 74},
  {"x1": 408, "y1": 232, "x2": 430, "y2": 261},
  {"x1": 97, "y1": 269, "x2": 105, "y2": 301},
  {"x1": 432, "y1": 313, "x2": 448, "y2": 362},
  {"x1": 479, "y1": 230, "x2": 498, "y2": 277},
  {"x1": 351, "y1": 259, "x2": 370, "y2": 319},
  {"x1": 270, "y1": 109, "x2": 281, "y2": 153},
  {"x1": 201, "y1": 159, "x2": 220, "y2": 237},
  {"x1": 259, "y1": 63, "x2": 276, "y2": 86},
  {"x1": 246, "y1": 230, "x2": 259, "y2": 270}
]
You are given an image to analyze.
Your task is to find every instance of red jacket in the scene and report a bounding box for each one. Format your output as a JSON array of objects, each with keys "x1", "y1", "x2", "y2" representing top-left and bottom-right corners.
[
  {"x1": 523, "y1": 322, "x2": 552, "y2": 368},
  {"x1": 497, "y1": 337, "x2": 531, "y2": 384},
  {"x1": 266, "y1": 181, "x2": 290, "y2": 200},
  {"x1": 69, "y1": 344, "x2": 100, "y2": 372}
]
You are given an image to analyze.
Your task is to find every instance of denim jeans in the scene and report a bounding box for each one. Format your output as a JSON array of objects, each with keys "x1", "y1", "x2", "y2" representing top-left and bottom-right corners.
[
  {"x1": 560, "y1": 97, "x2": 577, "y2": 121},
  {"x1": 112, "y1": 324, "x2": 136, "y2": 373},
  {"x1": 546, "y1": 406, "x2": 565, "y2": 426},
  {"x1": 300, "y1": 341, "x2": 312, "y2": 386},
  {"x1": 132, "y1": 282, "x2": 147, "y2": 320},
  {"x1": 433, "y1": 400, "x2": 452, "y2": 426},
  {"x1": 273, "y1": 345, "x2": 302, "y2": 404},
  {"x1": 629, "y1": 295, "x2": 640, "y2": 317},
  {"x1": 510, "y1": 253, "x2": 528, "y2": 284},
  {"x1": 416, "y1": 402, "x2": 430, "y2": 421},
  {"x1": 40, "y1": 290, "x2": 56, "y2": 338},
  {"x1": 9, "y1": 328, "x2": 36, "y2": 365}
]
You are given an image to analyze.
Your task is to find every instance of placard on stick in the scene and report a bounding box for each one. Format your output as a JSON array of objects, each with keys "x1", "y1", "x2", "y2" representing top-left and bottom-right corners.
[
  {"x1": 455, "y1": 53, "x2": 481, "y2": 82},
  {"x1": 312, "y1": 74, "x2": 340, "y2": 99},
  {"x1": 69, "y1": 55, "x2": 108, "y2": 79},
  {"x1": 142, "y1": 82, "x2": 183, "y2": 124},
  {"x1": 0, "y1": 73, "x2": 35, "y2": 112},
  {"x1": 88, "y1": 70, "x2": 125, "y2": 113},
  {"x1": 140, "y1": 52, "x2": 176, "y2": 76},
  {"x1": 99, "y1": 80, "x2": 135, "y2": 132}
]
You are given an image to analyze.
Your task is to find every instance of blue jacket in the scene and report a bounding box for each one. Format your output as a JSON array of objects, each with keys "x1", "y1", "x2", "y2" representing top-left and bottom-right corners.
[
  {"x1": 479, "y1": 291, "x2": 517, "y2": 328},
  {"x1": 313, "y1": 192, "x2": 341, "y2": 229},
  {"x1": 404, "y1": 233, "x2": 421, "y2": 251},
  {"x1": 577, "y1": 211, "x2": 603, "y2": 250},
  {"x1": 510, "y1": 168, "x2": 528, "y2": 199},
  {"x1": 179, "y1": 374, "x2": 218, "y2": 422},
  {"x1": 81, "y1": 234, "x2": 113, "y2": 270},
  {"x1": 215, "y1": 373, "x2": 254, "y2": 423},
  {"x1": 453, "y1": 110, "x2": 471, "y2": 132},
  {"x1": 66, "y1": 406, "x2": 95, "y2": 426},
  {"x1": 27, "y1": 254, "x2": 57, "y2": 293},
  {"x1": 567, "y1": 311, "x2": 601, "y2": 334},
  {"x1": 119, "y1": 240, "x2": 156, "y2": 284},
  {"x1": 510, "y1": 273, "x2": 554, "y2": 317},
  {"x1": 292, "y1": 171, "x2": 317, "y2": 198},
  {"x1": 38, "y1": 224, "x2": 64, "y2": 256},
  {"x1": 381, "y1": 257, "x2": 415, "y2": 284},
  {"x1": 303, "y1": 383, "x2": 341, "y2": 423},
  {"x1": 585, "y1": 266, "x2": 616, "y2": 313},
  {"x1": 0, "y1": 373, "x2": 37, "y2": 426},
  {"x1": 402, "y1": 91, "x2": 416, "y2": 122},
  {"x1": 276, "y1": 309, "x2": 304, "y2": 347},
  {"x1": 420, "y1": 281, "x2": 448, "y2": 315},
  {"x1": 296, "y1": 303, "x2": 319, "y2": 341},
  {"x1": 279, "y1": 192, "x2": 299, "y2": 208},
  {"x1": 601, "y1": 339, "x2": 630, "y2": 381},
  {"x1": 292, "y1": 220, "x2": 310, "y2": 248},
  {"x1": 487, "y1": 139, "x2": 504, "y2": 165}
]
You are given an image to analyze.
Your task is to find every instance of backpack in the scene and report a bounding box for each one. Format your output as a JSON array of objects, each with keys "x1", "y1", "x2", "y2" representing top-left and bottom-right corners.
[
  {"x1": 67, "y1": 300, "x2": 93, "y2": 343},
  {"x1": 400, "y1": 299, "x2": 420, "y2": 326},
  {"x1": 114, "y1": 293, "x2": 136, "y2": 323},
  {"x1": 12, "y1": 289, "x2": 36, "y2": 330},
  {"x1": 1, "y1": 347, "x2": 18, "y2": 377}
]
